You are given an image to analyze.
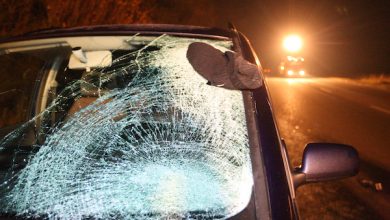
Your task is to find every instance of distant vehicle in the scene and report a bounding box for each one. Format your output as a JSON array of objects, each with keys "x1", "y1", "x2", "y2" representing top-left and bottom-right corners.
[
  {"x1": 263, "y1": 68, "x2": 272, "y2": 74},
  {"x1": 279, "y1": 55, "x2": 306, "y2": 77},
  {"x1": 0, "y1": 24, "x2": 358, "y2": 220}
]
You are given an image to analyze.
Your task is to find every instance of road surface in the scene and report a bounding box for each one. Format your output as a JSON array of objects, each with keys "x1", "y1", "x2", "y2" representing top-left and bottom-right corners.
[{"x1": 265, "y1": 77, "x2": 389, "y2": 219}]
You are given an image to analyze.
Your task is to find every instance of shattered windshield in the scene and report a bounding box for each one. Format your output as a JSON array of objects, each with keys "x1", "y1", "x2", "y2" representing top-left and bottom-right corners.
[{"x1": 0, "y1": 35, "x2": 253, "y2": 219}]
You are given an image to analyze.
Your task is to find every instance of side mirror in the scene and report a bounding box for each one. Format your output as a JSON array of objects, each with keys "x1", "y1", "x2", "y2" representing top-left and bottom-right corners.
[{"x1": 293, "y1": 143, "x2": 359, "y2": 189}]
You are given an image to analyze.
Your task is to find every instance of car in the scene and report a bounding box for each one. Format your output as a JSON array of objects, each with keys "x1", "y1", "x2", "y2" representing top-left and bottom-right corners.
[
  {"x1": 279, "y1": 56, "x2": 306, "y2": 77},
  {"x1": 0, "y1": 24, "x2": 358, "y2": 220}
]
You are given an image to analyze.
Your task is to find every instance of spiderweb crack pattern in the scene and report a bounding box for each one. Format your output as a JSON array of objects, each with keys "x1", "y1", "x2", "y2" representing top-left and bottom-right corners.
[{"x1": 0, "y1": 36, "x2": 253, "y2": 219}]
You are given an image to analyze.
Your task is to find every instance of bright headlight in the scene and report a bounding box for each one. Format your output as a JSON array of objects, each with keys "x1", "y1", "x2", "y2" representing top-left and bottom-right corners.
[
  {"x1": 283, "y1": 35, "x2": 303, "y2": 52},
  {"x1": 299, "y1": 70, "x2": 305, "y2": 76}
]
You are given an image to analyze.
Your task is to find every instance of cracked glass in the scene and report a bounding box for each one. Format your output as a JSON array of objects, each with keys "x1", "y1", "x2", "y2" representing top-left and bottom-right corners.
[{"x1": 0, "y1": 35, "x2": 253, "y2": 219}]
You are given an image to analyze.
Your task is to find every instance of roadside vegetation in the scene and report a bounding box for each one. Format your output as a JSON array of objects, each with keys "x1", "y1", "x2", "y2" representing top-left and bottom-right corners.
[
  {"x1": 356, "y1": 74, "x2": 390, "y2": 85},
  {"x1": 0, "y1": 0, "x2": 153, "y2": 37},
  {"x1": 350, "y1": 74, "x2": 390, "y2": 91},
  {"x1": 0, "y1": 0, "x2": 224, "y2": 38}
]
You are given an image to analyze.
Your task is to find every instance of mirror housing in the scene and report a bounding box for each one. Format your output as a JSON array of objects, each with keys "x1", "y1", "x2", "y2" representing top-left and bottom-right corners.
[{"x1": 293, "y1": 143, "x2": 359, "y2": 189}]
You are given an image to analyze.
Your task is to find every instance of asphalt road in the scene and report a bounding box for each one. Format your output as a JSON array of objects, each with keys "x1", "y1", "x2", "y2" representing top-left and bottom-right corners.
[{"x1": 265, "y1": 77, "x2": 389, "y2": 219}]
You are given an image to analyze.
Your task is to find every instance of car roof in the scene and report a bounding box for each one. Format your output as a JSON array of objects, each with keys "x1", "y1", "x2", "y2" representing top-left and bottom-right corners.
[{"x1": 0, "y1": 24, "x2": 232, "y2": 44}]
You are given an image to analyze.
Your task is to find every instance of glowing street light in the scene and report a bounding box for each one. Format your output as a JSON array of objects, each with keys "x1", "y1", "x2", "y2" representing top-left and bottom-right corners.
[{"x1": 283, "y1": 35, "x2": 303, "y2": 52}]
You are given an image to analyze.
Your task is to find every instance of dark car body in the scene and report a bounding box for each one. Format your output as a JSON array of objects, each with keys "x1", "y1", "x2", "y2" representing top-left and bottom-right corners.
[{"x1": 0, "y1": 24, "x2": 357, "y2": 220}]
